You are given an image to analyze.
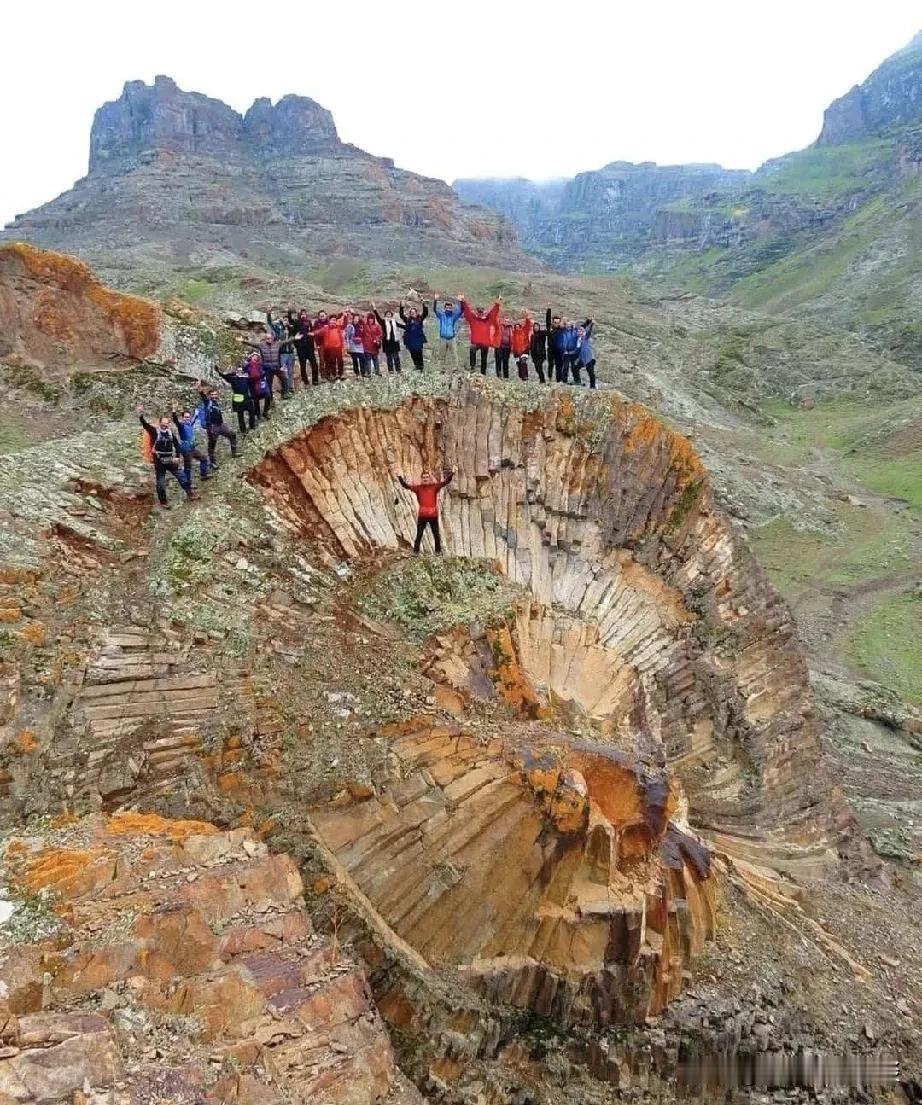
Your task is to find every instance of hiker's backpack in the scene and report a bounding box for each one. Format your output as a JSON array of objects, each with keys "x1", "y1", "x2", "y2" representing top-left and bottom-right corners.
[{"x1": 139, "y1": 429, "x2": 155, "y2": 464}]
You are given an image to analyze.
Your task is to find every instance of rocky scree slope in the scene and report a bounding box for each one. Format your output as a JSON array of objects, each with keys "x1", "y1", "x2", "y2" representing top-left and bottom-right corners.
[{"x1": 2, "y1": 76, "x2": 529, "y2": 286}]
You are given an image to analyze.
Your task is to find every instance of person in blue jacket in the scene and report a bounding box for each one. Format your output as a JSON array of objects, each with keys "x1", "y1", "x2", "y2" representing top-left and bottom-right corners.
[
  {"x1": 576, "y1": 319, "x2": 597, "y2": 389},
  {"x1": 547, "y1": 308, "x2": 568, "y2": 383},
  {"x1": 172, "y1": 403, "x2": 210, "y2": 485},
  {"x1": 563, "y1": 322, "x2": 580, "y2": 385},
  {"x1": 398, "y1": 302, "x2": 429, "y2": 370},
  {"x1": 433, "y1": 297, "x2": 463, "y2": 371}
]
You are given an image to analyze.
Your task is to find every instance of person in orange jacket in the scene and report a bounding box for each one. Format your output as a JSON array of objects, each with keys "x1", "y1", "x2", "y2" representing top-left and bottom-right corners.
[
  {"x1": 314, "y1": 312, "x2": 347, "y2": 381},
  {"x1": 510, "y1": 314, "x2": 533, "y2": 380},
  {"x1": 460, "y1": 295, "x2": 501, "y2": 375}
]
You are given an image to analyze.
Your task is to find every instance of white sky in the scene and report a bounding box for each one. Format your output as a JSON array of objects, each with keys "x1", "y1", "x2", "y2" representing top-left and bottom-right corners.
[{"x1": 1, "y1": 0, "x2": 920, "y2": 227}]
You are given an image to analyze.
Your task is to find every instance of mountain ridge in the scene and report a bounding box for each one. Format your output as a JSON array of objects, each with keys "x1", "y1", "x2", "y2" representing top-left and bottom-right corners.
[{"x1": 2, "y1": 76, "x2": 530, "y2": 284}]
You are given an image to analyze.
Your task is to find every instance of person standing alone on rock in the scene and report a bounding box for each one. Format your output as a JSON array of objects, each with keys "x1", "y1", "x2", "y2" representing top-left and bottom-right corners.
[
  {"x1": 433, "y1": 297, "x2": 463, "y2": 370},
  {"x1": 398, "y1": 469, "x2": 454, "y2": 554}
]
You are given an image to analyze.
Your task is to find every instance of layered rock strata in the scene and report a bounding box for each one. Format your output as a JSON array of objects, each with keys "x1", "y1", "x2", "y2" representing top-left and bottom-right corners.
[
  {"x1": 3, "y1": 76, "x2": 527, "y2": 274},
  {"x1": 249, "y1": 381, "x2": 851, "y2": 874},
  {"x1": 0, "y1": 812, "x2": 419, "y2": 1104}
]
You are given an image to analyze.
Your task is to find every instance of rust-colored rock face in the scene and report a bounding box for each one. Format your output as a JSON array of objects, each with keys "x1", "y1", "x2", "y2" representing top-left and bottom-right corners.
[
  {"x1": 313, "y1": 717, "x2": 714, "y2": 1026},
  {"x1": 247, "y1": 381, "x2": 866, "y2": 1027},
  {"x1": 0, "y1": 242, "x2": 161, "y2": 370},
  {"x1": 251, "y1": 383, "x2": 842, "y2": 863},
  {"x1": 0, "y1": 814, "x2": 416, "y2": 1104}
]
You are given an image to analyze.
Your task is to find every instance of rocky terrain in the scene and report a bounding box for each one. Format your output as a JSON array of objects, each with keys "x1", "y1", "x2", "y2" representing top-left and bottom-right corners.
[
  {"x1": 1, "y1": 76, "x2": 528, "y2": 287},
  {"x1": 0, "y1": 241, "x2": 919, "y2": 1103}
]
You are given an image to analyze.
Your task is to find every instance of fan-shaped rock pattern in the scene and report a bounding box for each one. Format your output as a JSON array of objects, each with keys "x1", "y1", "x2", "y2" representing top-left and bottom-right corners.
[{"x1": 248, "y1": 380, "x2": 870, "y2": 1026}]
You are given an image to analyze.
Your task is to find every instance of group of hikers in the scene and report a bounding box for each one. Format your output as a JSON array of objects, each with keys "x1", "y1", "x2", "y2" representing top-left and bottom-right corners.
[
  {"x1": 138, "y1": 293, "x2": 598, "y2": 513},
  {"x1": 224, "y1": 297, "x2": 597, "y2": 420}
]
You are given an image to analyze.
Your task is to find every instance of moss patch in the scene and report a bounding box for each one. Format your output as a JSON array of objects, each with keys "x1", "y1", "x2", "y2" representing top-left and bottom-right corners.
[
  {"x1": 846, "y1": 592, "x2": 922, "y2": 705},
  {"x1": 358, "y1": 556, "x2": 522, "y2": 640}
]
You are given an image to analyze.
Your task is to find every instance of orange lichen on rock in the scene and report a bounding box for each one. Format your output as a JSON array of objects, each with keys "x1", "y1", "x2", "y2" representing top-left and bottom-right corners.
[
  {"x1": 20, "y1": 846, "x2": 115, "y2": 899},
  {"x1": 105, "y1": 811, "x2": 218, "y2": 840},
  {"x1": 0, "y1": 241, "x2": 161, "y2": 365}
]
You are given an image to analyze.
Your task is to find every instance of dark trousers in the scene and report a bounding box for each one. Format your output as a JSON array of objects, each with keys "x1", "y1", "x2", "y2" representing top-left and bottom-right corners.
[
  {"x1": 234, "y1": 398, "x2": 255, "y2": 432},
  {"x1": 569, "y1": 357, "x2": 581, "y2": 386},
  {"x1": 327, "y1": 353, "x2": 344, "y2": 379},
  {"x1": 408, "y1": 348, "x2": 424, "y2": 370},
  {"x1": 295, "y1": 343, "x2": 318, "y2": 386},
  {"x1": 583, "y1": 359, "x2": 597, "y2": 389},
  {"x1": 495, "y1": 347, "x2": 510, "y2": 378},
  {"x1": 533, "y1": 356, "x2": 547, "y2": 383},
  {"x1": 154, "y1": 458, "x2": 190, "y2": 505},
  {"x1": 180, "y1": 446, "x2": 209, "y2": 481},
  {"x1": 207, "y1": 425, "x2": 238, "y2": 463},
  {"x1": 384, "y1": 347, "x2": 401, "y2": 372},
  {"x1": 413, "y1": 516, "x2": 441, "y2": 553},
  {"x1": 470, "y1": 344, "x2": 489, "y2": 373},
  {"x1": 365, "y1": 353, "x2": 381, "y2": 375},
  {"x1": 350, "y1": 352, "x2": 364, "y2": 377},
  {"x1": 551, "y1": 351, "x2": 566, "y2": 383},
  {"x1": 516, "y1": 355, "x2": 529, "y2": 381}
]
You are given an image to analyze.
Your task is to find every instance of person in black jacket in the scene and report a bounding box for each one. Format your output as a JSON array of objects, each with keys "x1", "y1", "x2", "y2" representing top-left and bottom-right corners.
[
  {"x1": 290, "y1": 309, "x2": 319, "y2": 387},
  {"x1": 216, "y1": 362, "x2": 256, "y2": 433},
  {"x1": 196, "y1": 382, "x2": 238, "y2": 466},
  {"x1": 529, "y1": 319, "x2": 548, "y2": 384},
  {"x1": 138, "y1": 407, "x2": 194, "y2": 509},
  {"x1": 546, "y1": 307, "x2": 567, "y2": 384},
  {"x1": 372, "y1": 303, "x2": 402, "y2": 373}
]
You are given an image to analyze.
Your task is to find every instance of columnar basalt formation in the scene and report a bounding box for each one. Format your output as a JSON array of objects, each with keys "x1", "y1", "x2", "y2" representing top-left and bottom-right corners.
[
  {"x1": 249, "y1": 381, "x2": 851, "y2": 871},
  {"x1": 311, "y1": 716, "x2": 714, "y2": 1028},
  {"x1": 243, "y1": 380, "x2": 876, "y2": 1033},
  {"x1": 0, "y1": 813, "x2": 420, "y2": 1104}
]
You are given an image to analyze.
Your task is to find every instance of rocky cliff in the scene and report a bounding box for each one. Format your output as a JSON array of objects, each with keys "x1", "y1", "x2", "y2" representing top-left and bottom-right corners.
[
  {"x1": 817, "y1": 31, "x2": 922, "y2": 145},
  {"x1": 3, "y1": 77, "x2": 529, "y2": 284}
]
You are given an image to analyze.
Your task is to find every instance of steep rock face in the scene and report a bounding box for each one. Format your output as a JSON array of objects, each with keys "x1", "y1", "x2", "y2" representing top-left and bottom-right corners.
[
  {"x1": 249, "y1": 383, "x2": 868, "y2": 871},
  {"x1": 456, "y1": 163, "x2": 750, "y2": 268},
  {"x1": 817, "y1": 31, "x2": 922, "y2": 145},
  {"x1": 4, "y1": 78, "x2": 528, "y2": 278},
  {"x1": 0, "y1": 241, "x2": 161, "y2": 370},
  {"x1": 0, "y1": 812, "x2": 419, "y2": 1104},
  {"x1": 89, "y1": 75, "x2": 244, "y2": 169}
]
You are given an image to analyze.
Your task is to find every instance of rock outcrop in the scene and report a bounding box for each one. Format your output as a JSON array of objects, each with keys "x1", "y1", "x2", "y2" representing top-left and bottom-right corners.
[
  {"x1": 249, "y1": 382, "x2": 853, "y2": 876},
  {"x1": 0, "y1": 242, "x2": 161, "y2": 371},
  {"x1": 817, "y1": 31, "x2": 922, "y2": 145},
  {"x1": 3, "y1": 77, "x2": 528, "y2": 280},
  {"x1": 0, "y1": 812, "x2": 419, "y2": 1104}
]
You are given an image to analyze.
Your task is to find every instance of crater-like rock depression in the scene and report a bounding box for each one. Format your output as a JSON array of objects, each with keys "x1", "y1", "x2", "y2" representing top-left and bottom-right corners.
[{"x1": 248, "y1": 380, "x2": 867, "y2": 1027}]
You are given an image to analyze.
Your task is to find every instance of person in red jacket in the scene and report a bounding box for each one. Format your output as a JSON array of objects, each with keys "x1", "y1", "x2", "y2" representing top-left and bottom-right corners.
[
  {"x1": 361, "y1": 312, "x2": 383, "y2": 376},
  {"x1": 460, "y1": 295, "x2": 501, "y2": 375},
  {"x1": 398, "y1": 469, "x2": 454, "y2": 553},
  {"x1": 510, "y1": 314, "x2": 533, "y2": 380},
  {"x1": 314, "y1": 312, "x2": 347, "y2": 381}
]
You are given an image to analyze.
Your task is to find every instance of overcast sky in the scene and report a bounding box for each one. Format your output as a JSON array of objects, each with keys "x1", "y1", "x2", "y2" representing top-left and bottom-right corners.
[{"x1": 1, "y1": 0, "x2": 919, "y2": 227}]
